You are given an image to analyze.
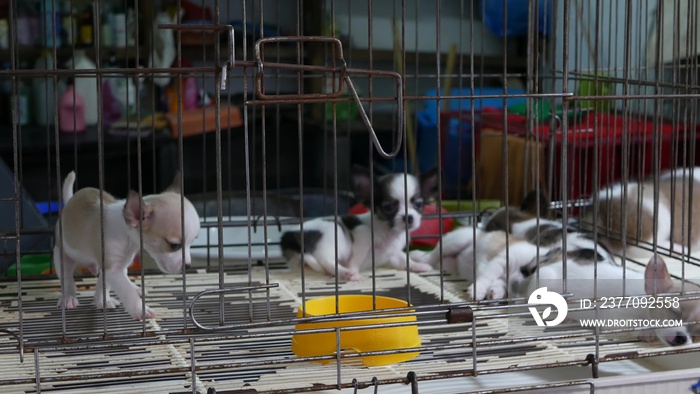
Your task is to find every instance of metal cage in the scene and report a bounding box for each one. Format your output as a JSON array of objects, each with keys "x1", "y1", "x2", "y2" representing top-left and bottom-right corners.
[{"x1": 1, "y1": 0, "x2": 700, "y2": 393}]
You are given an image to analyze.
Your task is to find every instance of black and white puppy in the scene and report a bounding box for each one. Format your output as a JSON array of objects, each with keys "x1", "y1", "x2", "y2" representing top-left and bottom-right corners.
[{"x1": 280, "y1": 165, "x2": 439, "y2": 281}]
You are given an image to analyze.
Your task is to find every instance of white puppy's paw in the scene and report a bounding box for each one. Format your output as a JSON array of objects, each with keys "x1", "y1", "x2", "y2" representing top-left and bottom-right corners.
[
  {"x1": 105, "y1": 297, "x2": 121, "y2": 309},
  {"x1": 124, "y1": 300, "x2": 156, "y2": 320},
  {"x1": 95, "y1": 295, "x2": 121, "y2": 310},
  {"x1": 339, "y1": 270, "x2": 364, "y2": 281},
  {"x1": 120, "y1": 283, "x2": 155, "y2": 320},
  {"x1": 409, "y1": 261, "x2": 433, "y2": 273},
  {"x1": 57, "y1": 296, "x2": 80, "y2": 309},
  {"x1": 465, "y1": 283, "x2": 487, "y2": 301},
  {"x1": 129, "y1": 306, "x2": 156, "y2": 321},
  {"x1": 486, "y1": 286, "x2": 506, "y2": 300},
  {"x1": 408, "y1": 249, "x2": 429, "y2": 263},
  {"x1": 486, "y1": 280, "x2": 507, "y2": 300}
]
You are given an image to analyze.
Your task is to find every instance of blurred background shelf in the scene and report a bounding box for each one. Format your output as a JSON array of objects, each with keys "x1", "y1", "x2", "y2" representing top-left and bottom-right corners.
[
  {"x1": 346, "y1": 48, "x2": 527, "y2": 70},
  {"x1": 0, "y1": 46, "x2": 144, "y2": 64}
]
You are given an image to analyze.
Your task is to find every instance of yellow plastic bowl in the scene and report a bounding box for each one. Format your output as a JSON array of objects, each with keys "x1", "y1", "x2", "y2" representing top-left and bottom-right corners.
[{"x1": 291, "y1": 295, "x2": 421, "y2": 366}]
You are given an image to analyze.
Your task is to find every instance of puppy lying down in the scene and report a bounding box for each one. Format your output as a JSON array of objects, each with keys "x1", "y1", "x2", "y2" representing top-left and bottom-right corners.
[{"x1": 411, "y1": 193, "x2": 700, "y2": 346}]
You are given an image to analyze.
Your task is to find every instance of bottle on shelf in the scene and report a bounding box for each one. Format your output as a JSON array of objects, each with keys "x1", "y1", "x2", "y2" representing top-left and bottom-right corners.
[
  {"x1": 59, "y1": 78, "x2": 86, "y2": 133},
  {"x1": 40, "y1": 0, "x2": 62, "y2": 48},
  {"x1": 79, "y1": 6, "x2": 93, "y2": 46},
  {"x1": 126, "y1": 9, "x2": 136, "y2": 47},
  {"x1": 0, "y1": 19, "x2": 9, "y2": 50},
  {"x1": 61, "y1": 3, "x2": 77, "y2": 47},
  {"x1": 16, "y1": 2, "x2": 39, "y2": 48},
  {"x1": 101, "y1": 3, "x2": 114, "y2": 48},
  {"x1": 102, "y1": 52, "x2": 123, "y2": 126},
  {"x1": 32, "y1": 50, "x2": 63, "y2": 126},
  {"x1": 113, "y1": 12, "x2": 126, "y2": 48},
  {"x1": 67, "y1": 50, "x2": 98, "y2": 125},
  {"x1": 17, "y1": 78, "x2": 30, "y2": 126}
]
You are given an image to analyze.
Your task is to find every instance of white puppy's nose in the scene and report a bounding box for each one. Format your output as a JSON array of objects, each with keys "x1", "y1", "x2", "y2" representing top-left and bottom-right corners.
[
  {"x1": 670, "y1": 332, "x2": 689, "y2": 346},
  {"x1": 404, "y1": 215, "x2": 414, "y2": 226}
]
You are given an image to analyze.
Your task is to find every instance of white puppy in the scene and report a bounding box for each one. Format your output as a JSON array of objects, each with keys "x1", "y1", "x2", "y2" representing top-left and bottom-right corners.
[
  {"x1": 53, "y1": 171, "x2": 200, "y2": 320},
  {"x1": 411, "y1": 194, "x2": 616, "y2": 301},
  {"x1": 280, "y1": 165, "x2": 438, "y2": 281},
  {"x1": 413, "y1": 226, "x2": 542, "y2": 300},
  {"x1": 516, "y1": 252, "x2": 696, "y2": 346}
]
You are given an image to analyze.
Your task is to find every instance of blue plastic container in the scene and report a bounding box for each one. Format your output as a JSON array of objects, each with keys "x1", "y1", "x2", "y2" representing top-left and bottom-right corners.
[
  {"x1": 482, "y1": 0, "x2": 553, "y2": 37},
  {"x1": 35, "y1": 201, "x2": 61, "y2": 215},
  {"x1": 404, "y1": 87, "x2": 526, "y2": 196}
]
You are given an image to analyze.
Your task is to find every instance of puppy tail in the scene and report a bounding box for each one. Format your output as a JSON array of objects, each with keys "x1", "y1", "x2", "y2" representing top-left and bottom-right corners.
[{"x1": 62, "y1": 171, "x2": 77, "y2": 203}]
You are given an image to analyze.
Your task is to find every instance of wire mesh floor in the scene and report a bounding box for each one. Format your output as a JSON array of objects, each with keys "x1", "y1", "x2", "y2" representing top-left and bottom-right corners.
[{"x1": 1, "y1": 261, "x2": 699, "y2": 393}]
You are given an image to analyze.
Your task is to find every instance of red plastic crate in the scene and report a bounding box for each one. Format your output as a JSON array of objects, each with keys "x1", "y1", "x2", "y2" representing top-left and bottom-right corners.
[{"x1": 473, "y1": 111, "x2": 699, "y2": 203}]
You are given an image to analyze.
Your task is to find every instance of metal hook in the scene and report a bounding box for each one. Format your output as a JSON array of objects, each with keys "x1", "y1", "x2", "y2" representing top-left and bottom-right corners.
[
  {"x1": 406, "y1": 371, "x2": 419, "y2": 394},
  {"x1": 372, "y1": 377, "x2": 379, "y2": 394},
  {"x1": 256, "y1": 58, "x2": 264, "y2": 75},
  {"x1": 352, "y1": 378, "x2": 359, "y2": 394},
  {"x1": 344, "y1": 74, "x2": 403, "y2": 159},
  {"x1": 552, "y1": 114, "x2": 563, "y2": 133},
  {"x1": 251, "y1": 214, "x2": 283, "y2": 233},
  {"x1": 225, "y1": 25, "x2": 235, "y2": 67},
  {"x1": 251, "y1": 215, "x2": 260, "y2": 233},
  {"x1": 157, "y1": 24, "x2": 235, "y2": 91},
  {"x1": 219, "y1": 63, "x2": 229, "y2": 91},
  {"x1": 585, "y1": 353, "x2": 599, "y2": 379},
  {"x1": 249, "y1": 35, "x2": 403, "y2": 159},
  {"x1": 0, "y1": 328, "x2": 23, "y2": 363},
  {"x1": 219, "y1": 25, "x2": 236, "y2": 91}
]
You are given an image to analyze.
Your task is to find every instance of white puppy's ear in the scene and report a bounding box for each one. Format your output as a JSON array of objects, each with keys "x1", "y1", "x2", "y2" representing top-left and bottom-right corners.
[
  {"x1": 123, "y1": 191, "x2": 154, "y2": 228},
  {"x1": 351, "y1": 164, "x2": 373, "y2": 203},
  {"x1": 644, "y1": 255, "x2": 674, "y2": 295},
  {"x1": 164, "y1": 171, "x2": 182, "y2": 194}
]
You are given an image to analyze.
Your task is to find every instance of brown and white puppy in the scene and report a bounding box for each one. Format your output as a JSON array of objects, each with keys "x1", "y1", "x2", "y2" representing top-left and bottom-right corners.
[
  {"x1": 516, "y1": 251, "x2": 698, "y2": 346},
  {"x1": 53, "y1": 171, "x2": 200, "y2": 320},
  {"x1": 581, "y1": 167, "x2": 700, "y2": 339},
  {"x1": 583, "y1": 167, "x2": 700, "y2": 257}
]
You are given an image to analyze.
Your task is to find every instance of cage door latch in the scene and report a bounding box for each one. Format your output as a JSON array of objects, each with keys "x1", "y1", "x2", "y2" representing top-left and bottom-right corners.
[{"x1": 157, "y1": 23, "x2": 236, "y2": 91}]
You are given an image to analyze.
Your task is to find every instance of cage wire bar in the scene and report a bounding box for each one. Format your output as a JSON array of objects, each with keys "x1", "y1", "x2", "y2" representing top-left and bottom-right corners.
[{"x1": 0, "y1": 0, "x2": 699, "y2": 393}]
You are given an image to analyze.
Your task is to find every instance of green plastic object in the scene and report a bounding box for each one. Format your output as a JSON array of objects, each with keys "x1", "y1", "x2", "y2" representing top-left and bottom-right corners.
[
  {"x1": 325, "y1": 92, "x2": 358, "y2": 122},
  {"x1": 576, "y1": 73, "x2": 614, "y2": 111},
  {"x1": 4, "y1": 254, "x2": 53, "y2": 277}
]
